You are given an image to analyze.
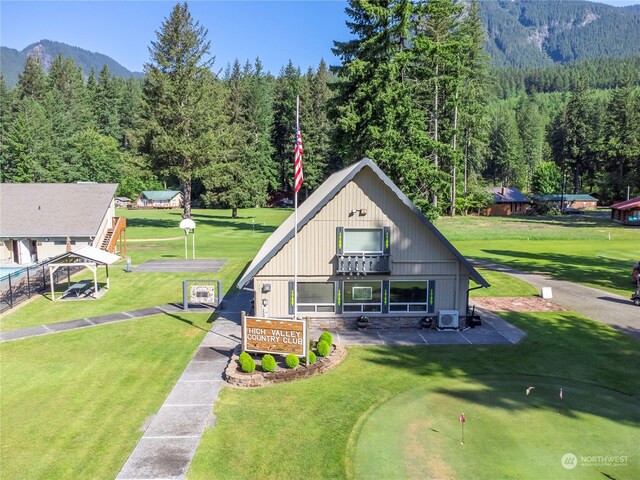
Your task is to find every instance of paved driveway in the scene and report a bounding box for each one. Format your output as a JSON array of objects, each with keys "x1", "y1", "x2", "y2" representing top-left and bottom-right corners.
[{"x1": 472, "y1": 260, "x2": 640, "y2": 340}]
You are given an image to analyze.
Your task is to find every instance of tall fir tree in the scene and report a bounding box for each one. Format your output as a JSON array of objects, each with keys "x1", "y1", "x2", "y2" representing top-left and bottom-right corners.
[
  {"x1": 143, "y1": 2, "x2": 223, "y2": 218},
  {"x1": 603, "y1": 77, "x2": 640, "y2": 200},
  {"x1": 332, "y1": 0, "x2": 433, "y2": 215},
  {"x1": 15, "y1": 55, "x2": 48, "y2": 102},
  {"x1": 272, "y1": 60, "x2": 302, "y2": 192},
  {"x1": 299, "y1": 60, "x2": 333, "y2": 196}
]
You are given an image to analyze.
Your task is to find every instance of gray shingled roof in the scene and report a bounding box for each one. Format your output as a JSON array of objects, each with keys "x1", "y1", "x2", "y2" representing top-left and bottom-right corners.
[
  {"x1": 237, "y1": 158, "x2": 488, "y2": 288},
  {"x1": 488, "y1": 187, "x2": 530, "y2": 203},
  {"x1": 0, "y1": 183, "x2": 118, "y2": 237}
]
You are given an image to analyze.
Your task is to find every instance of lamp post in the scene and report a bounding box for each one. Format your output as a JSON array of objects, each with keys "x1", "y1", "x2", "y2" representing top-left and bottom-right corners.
[{"x1": 179, "y1": 218, "x2": 196, "y2": 260}]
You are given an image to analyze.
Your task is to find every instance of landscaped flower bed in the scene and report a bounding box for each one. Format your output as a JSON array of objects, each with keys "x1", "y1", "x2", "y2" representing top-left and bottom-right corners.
[{"x1": 225, "y1": 342, "x2": 347, "y2": 388}]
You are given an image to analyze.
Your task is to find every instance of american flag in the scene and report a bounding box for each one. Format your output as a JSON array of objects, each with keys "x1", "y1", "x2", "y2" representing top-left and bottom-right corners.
[{"x1": 294, "y1": 124, "x2": 304, "y2": 193}]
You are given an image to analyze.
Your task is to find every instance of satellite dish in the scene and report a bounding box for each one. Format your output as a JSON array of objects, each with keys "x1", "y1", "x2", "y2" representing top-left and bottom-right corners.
[{"x1": 179, "y1": 218, "x2": 196, "y2": 232}]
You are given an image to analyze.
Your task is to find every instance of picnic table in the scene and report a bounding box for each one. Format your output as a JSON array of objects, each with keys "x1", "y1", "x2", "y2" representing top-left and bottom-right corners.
[{"x1": 63, "y1": 282, "x2": 87, "y2": 298}]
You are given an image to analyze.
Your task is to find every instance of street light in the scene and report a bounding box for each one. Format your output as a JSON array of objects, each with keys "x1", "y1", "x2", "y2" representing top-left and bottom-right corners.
[{"x1": 179, "y1": 218, "x2": 196, "y2": 260}]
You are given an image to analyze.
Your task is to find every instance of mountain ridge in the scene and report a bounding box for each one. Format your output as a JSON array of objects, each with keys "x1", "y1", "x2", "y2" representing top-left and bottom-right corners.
[{"x1": 1, "y1": 39, "x2": 143, "y2": 88}]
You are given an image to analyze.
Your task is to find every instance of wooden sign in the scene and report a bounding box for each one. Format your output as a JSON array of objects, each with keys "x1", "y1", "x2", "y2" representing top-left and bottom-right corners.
[{"x1": 242, "y1": 315, "x2": 307, "y2": 357}]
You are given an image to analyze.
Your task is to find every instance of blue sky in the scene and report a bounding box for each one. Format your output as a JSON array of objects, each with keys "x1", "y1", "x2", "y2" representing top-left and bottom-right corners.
[{"x1": 1, "y1": 1, "x2": 638, "y2": 75}]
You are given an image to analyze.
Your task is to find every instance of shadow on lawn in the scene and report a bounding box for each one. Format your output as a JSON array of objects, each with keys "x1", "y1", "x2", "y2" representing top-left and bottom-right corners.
[
  {"x1": 480, "y1": 249, "x2": 631, "y2": 293},
  {"x1": 360, "y1": 311, "x2": 640, "y2": 425},
  {"x1": 190, "y1": 213, "x2": 277, "y2": 234}
]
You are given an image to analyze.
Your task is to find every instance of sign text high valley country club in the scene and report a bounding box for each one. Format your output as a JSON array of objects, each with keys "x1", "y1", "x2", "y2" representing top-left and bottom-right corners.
[{"x1": 242, "y1": 316, "x2": 307, "y2": 356}]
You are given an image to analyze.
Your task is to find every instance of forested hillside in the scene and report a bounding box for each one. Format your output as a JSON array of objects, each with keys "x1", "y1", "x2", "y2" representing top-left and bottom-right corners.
[
  {"x1": 480, "y1": 0, "x2": 640, "y2": 67},
  {"x1": 0, "y1": 40, "x2": 143, "y2": 89},
  {"x1": 1, "y1": 1, "x2": 639, "y2": 218}
]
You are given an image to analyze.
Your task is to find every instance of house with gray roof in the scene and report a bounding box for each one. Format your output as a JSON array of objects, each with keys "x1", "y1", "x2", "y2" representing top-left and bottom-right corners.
[
  {"x1": 136, "y1": 190, "x2": 183, "y2": 208},
  {"x1": 237, "y1": 158, "x2": 489, "y2": 330},
  {"x1": 485, "y1": 187, "x2": 530, "y2": 216},
  {"x1": 532, "y1": 194, "x2": 598, "y2": 210},
  {"x1": 0, "y1": 183, "x2": 122, "y2": 265}
]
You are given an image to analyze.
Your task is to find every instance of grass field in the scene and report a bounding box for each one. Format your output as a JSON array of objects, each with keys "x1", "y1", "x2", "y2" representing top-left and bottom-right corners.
[
  {"x1": 436, "y1": 211, "x2": 638, "y2": 297},
  {"x1": 188, "y1": 311, "x2": 640, "y2": 479},
  {"x1": 0, "y1": 312, "x2": 212, "y2": 479},
  {"x1": 2, "y1": 208, "x2": 637, "y2": 479}
]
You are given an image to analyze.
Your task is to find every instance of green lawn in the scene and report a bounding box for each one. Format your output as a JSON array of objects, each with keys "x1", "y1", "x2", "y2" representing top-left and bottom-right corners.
[
  {"x1": 437, "y1": 212, "x2": 638, "y2": 296},
  {"x1": 0, "y1": 208, "x2": 291, "y2": 331},
  {"x1": 0, "y1": 312, "x2": 212, "y2": 479},
  {"x1": 188, "y1": 312, "x2": 640, "y2": 479}
]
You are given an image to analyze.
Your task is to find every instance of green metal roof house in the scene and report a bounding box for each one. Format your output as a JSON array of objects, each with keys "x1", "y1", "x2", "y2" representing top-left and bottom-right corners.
[
  {"x1": 532, "y1": 194, "x2": 598, "y2": 210},
  {"x1": 136, "y1": 190, "x2": 183, "y2": 208}
]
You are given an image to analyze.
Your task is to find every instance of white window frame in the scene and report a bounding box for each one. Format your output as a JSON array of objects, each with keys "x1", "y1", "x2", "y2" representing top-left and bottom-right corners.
[
  {"x1": 297, "y1": 282, "x2": 335, "y2": 313},
  {"x1": 343, "y1": 280, "x2": 382, "y2": 313},
  {"x1": 389, "y1": 280, "x2": 429, "y2": 312}
]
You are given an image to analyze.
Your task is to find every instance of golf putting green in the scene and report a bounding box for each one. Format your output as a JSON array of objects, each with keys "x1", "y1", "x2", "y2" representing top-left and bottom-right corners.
[{"x1": 349, "y1": 376, "x2": 639, "y2": 480}]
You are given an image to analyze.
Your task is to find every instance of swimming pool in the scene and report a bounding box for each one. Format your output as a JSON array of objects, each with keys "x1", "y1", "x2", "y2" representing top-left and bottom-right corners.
[{"x1": 0, "y1": 266, "x2": 25, "y2": 278}]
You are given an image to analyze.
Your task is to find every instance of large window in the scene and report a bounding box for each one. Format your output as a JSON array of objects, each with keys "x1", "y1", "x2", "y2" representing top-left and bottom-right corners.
[
  {"x1": 389, "y1": 281, "x2": 428, "y2": 312},
  {"x1": 344, "y1": 229, "x2": 383, "y2": 254},
  {"x1": 344, "y1": 281, "x2": 382, "y2": 312},
  {"x1": 297, "y1": 282, "x2": 335, "y2": 313}
]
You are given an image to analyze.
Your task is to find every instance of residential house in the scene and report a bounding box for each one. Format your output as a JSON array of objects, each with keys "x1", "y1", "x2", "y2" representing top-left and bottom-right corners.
[
  {"x1": 533, "y1": 194, "x2": 598, "y2": 210},
  {"x1": 0, "y1": 183, "x2": 125, "y2": 265},
  {"x1": 485, "y1": 187, "x2": 530, "y2": 216},
  {"x1": 237, "y1": 158, "x2": 489, "y2": 330},
  {"x1": 136, "y1": 190, "x2": 183, "y2": 208},
  {"x1": 610, "y1": 197, "x2": 640, "y2": 226}
]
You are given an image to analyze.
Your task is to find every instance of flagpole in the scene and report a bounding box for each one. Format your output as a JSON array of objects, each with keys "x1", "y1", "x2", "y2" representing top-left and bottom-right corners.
[{"x1": 294, "y1": 96, "x2": 300, "y2": 327}]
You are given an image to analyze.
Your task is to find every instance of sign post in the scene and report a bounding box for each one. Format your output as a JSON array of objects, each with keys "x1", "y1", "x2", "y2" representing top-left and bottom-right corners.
[{"x1": 459, "y1": 413, "x2": 465, "y2": 444}]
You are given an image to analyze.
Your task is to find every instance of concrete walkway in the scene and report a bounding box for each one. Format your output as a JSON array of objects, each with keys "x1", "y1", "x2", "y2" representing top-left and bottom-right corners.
[
  {"x1": 115, "y1": 289, "x2": 247, "y2": 480},
  {"x1": 472, "y1": 259, "x2": 640, "y2": 340},
  {"x1": 0, "y1": 304, "x2": 216, "y2": 342}
]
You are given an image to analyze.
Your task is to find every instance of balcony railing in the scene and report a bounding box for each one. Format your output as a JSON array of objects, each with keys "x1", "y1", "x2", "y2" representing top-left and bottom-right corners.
[{"x1": 336, "y1": 254, "x2": 390, "y2": 275}]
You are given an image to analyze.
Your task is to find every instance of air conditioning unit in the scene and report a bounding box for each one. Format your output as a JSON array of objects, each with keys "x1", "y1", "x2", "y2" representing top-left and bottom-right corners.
[{"x1": 438, "y1": 310, "x2": 459, "y2": 330}]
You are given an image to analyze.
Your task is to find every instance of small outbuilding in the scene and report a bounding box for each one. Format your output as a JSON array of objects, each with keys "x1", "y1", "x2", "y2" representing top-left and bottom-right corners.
[
  {"x1": 237, "y1": 158, "x2": 489, "y2": 330},
  {"x1": 485, "y1": 187, "x2": 530, "y2": 216},
  {"x1": 136, "y1": 191, "x2": 183, "y2": 208},
  {"x1": 610, "y1": 197, "x2": 640, "y2": 226}
]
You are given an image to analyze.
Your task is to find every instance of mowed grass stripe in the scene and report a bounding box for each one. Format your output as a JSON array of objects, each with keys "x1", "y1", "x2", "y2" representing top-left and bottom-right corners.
[{"x1": 0, "y1": 313, "x2": 211, "y2": 479}]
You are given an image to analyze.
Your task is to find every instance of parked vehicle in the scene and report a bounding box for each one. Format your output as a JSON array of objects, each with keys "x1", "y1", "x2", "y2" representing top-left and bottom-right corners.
[{"x1": 631, "y1": 288, "x2": 640, "y2": 307}]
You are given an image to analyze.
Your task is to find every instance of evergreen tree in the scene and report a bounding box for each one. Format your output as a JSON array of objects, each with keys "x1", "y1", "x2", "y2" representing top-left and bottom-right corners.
[
  {"x1": 332, "y1": 0, "x2": 434, "y2": 215},
  {"x1": 551, "y1": 78, "x2": 595, "y2": 193},
  {"x1": 413, "y1": 0, "x2": 466, "y2": 211},
  {"x1": 143, "y1": 2, "x2": 223, "y2": 218},
  {"x1": 603, "y1": 77, "x2": 640, "y2": 200},
  {"x1": 515, "y1": 93, "x2": 546, "y2": 188},
  {"x1": 15, "y1": 55, "x2": 48, "y2": 102},
  {"x1": 243, "y1": 58, "x2": 277, "y2": 192},
  {"x1": 202, "y1": 59, "x2": 268, "y2": 217},
  {"x1": 299, "y1": 59, "x2": 333, "y2": 195},
  {"x1": 531, "y1": 161, "x2": 562, "y2": 195},
  {"x1": 487, "y1": 105, "x2": 526, "y2": 189},
  {"x1": 94, "y1": 65, "x2": 121, "y2": 140},
  {"x1": 272, "y1": 60, "x2": 302, "y2": 192},
  {"x1": 67, "y1": 129, "x2": 122, "y2": 183},
  {"x1": 2, "y1": 97, "x2": 56, "y2": 182}
]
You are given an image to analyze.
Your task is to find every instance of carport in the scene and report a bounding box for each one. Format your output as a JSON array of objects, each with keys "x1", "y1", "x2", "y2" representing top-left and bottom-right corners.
[{"x1": 48, "y1": 246, "x2": 120, "y2": 301}]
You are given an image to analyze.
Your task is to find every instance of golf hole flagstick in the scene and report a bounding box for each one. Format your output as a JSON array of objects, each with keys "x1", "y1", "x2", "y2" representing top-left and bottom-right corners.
[{"x1": 459, "y1": 413, "x2": 465, "y2": 444}]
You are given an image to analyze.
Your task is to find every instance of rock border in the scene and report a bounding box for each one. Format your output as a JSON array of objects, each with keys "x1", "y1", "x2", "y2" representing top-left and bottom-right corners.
[{"x1": 225, "y1": 343, "x2": 347, "y2": 388}]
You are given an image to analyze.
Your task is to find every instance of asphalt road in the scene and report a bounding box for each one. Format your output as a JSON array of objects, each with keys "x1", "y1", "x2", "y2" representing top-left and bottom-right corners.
[{"x1": 472, "y1": 260, "x2": 640, "y2": 340}]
